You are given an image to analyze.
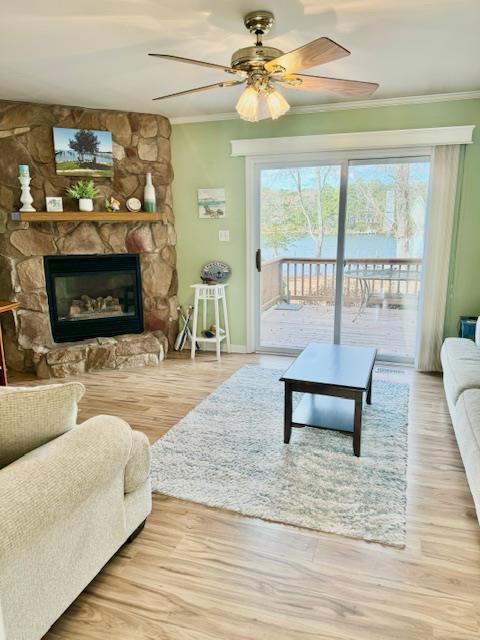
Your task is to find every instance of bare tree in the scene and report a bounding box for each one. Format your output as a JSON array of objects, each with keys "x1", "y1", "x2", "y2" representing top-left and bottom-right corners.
[
  {"x1": 348, "y1": 163, "x2": 424, "y2": 257},
  {"x1": 389, "y1": 164, "x2": 417, "y2": 257},
  {"x1": 289, "y1": 166, "x2": 334, "y2": 257}
]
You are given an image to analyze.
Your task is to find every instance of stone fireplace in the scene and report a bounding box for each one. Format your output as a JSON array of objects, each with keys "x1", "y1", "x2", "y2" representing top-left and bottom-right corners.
[
  {"x1": 0, "y1": 99, "x2": 179, "y2": 378},
  {"x1": 44, "y1": 254, "x2": 144, "y2": 342},
  {"x1": 0, "y1": 219, "x2": 177, "y2": 378}
]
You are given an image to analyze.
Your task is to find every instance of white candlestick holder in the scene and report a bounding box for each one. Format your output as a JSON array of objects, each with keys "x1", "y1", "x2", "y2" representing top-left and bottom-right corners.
[{"x1": 18, "y1": 175, "x2": 36, "y2": 212}]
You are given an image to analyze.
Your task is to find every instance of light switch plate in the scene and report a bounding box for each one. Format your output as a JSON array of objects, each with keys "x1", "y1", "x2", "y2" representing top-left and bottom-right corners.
[{"x1": 219, "y1": 230, "x2": 230, "y2": 242}]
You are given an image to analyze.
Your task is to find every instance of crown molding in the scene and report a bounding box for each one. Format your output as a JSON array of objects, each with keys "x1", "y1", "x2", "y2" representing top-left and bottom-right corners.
[{"x1": 170, "y1": 90, "x2": 480, "y2": 125}]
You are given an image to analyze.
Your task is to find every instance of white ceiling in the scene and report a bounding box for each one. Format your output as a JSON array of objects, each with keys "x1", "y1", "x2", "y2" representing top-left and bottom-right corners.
[{"x1": 1, "y1": 0, "x2": 479, "y2": 121}]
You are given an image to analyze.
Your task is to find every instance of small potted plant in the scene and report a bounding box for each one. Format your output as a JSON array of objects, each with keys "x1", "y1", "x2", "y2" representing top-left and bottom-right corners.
[{"x1": 66, "y1": 180, "x2": 100, "y2": 212}]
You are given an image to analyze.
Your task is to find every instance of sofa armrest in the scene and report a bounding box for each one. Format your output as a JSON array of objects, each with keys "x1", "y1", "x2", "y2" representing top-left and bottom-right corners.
[
  {"x1": 0, "y1": 415, "x2": 132, "y2": 555},
  {"x1": 125, "y1": 430, "x2": 151, "y2": 494}
]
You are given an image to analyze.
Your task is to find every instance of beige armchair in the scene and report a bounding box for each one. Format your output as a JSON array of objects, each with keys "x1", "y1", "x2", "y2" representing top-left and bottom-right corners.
[{"x1": 0, "y1": 382, "x2": 151, "y2": 640}]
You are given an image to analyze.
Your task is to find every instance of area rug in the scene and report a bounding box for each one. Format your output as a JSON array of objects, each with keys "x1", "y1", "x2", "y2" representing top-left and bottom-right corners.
[{"x1": 150, "y1": 365, "x2": 409, "y2": 546}]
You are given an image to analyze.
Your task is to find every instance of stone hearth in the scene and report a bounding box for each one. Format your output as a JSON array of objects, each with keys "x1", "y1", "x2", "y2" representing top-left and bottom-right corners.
[
  {"x1": 0, "y1": 100, "x2": 178, "y2": 377},
  {"x1": 35, "y1": 332, "x2": 169, "y2": 379}
]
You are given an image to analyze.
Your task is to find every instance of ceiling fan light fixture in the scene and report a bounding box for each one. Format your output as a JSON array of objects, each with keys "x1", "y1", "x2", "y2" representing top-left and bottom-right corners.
[
  {"x1": 150, "y1": 11, "x2": 378, "y2": 118},
  {"x1": 236, "y1": 85, "x2": 259, "y2": 122},
  {"x1": 266, "y1": 88, "x2": 290, "y2": 120}
]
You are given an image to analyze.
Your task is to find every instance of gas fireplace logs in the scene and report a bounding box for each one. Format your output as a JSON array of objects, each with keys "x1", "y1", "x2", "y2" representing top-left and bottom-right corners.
[{"x1": 69, "y1": 295, "x2": 123, "y2": 319}]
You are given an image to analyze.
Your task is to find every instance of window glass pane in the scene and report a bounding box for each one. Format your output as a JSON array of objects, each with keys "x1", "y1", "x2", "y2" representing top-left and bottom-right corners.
[
  {"x1": 259, "y1": 164, "x2": 341, "y2": 349},
  {"x1": 341, "y1": 159, "x2": 430, "y2": 359}
]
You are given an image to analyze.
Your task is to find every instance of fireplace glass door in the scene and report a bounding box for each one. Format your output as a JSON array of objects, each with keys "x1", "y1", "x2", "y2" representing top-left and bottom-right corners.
[
  {"x1": 54, "y1": 271, "x2": 136, "y2": 322},
  {"x1": 44, "y1": 254, "x2": 143, "y2": 342}
]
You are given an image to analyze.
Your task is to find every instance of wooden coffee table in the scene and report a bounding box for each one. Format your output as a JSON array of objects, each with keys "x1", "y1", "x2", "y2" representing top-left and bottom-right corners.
[{"x1": 280, "y1": 343, "x2": 377, "y2": 457}]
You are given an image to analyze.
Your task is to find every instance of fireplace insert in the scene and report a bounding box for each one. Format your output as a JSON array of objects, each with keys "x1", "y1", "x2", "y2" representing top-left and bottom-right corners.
[{"x1": 44, "y1": 254, "x2": 144, "y2": 343}]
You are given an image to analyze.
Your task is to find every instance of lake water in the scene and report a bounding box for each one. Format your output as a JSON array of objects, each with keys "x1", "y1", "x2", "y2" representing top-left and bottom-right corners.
[
  {"x1": 56, "y1": 150, "x2": 113, "y2": 163},
  {"x1": 262, "y1": 233, "x2": 423, "y2": 261}
]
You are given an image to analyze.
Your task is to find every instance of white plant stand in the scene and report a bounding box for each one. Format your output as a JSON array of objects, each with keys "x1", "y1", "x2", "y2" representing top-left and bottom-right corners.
[{"x1": 190, "y1": 284, "x2": 231, "y2": 361}]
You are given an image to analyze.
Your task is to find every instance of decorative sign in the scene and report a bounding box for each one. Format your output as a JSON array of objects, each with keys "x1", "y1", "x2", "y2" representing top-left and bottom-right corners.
[{"x1": 198, "y1": 188, "x2": 226, "y2": 219}]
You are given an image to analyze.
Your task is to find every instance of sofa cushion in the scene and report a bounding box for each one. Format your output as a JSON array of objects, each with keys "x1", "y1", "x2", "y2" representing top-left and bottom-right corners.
[
  {"x1": 453, "y1": 389, "x2": 480, "y2": 522},
  {"x1": 440, "y1": 338, "x2": 480, "y2": 407},
  {"x1": 0, "y1": 382, "x2": 85, "y2": 468}
]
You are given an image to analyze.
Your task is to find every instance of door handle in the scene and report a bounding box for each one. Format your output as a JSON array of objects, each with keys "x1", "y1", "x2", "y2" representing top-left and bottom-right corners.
[{"x1": 255, "y1": 249, "x2": 261, "y2": 272}]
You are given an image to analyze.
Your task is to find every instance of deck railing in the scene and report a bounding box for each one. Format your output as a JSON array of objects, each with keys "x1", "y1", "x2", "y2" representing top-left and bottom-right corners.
[{"x1": 261, "y1": 256, "x2": 422, "y2": 310}]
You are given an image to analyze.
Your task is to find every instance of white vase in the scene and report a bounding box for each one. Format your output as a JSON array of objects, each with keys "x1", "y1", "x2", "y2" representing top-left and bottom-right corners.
[
  {"x1": 144, "y1": 173, "x2": 156, "y2": 212},
  {"x1": 79, "y1": 198, "x2": 93, "y2": 212}
]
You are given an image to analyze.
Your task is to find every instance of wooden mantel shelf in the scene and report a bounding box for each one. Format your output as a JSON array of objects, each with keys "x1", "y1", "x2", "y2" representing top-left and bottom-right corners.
[{"x1": 11, "y1": 211, "x2": 161, "y2": 222}]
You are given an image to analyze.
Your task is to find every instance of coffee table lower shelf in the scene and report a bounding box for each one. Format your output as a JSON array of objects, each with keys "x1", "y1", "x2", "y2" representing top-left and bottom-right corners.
[{"x1": 292, "y1": 394, "x2": 355, "y2": 433}]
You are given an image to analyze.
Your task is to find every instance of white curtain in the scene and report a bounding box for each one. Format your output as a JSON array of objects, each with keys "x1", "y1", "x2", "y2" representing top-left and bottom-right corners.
[{"x1": 415, "y1": 144, "x2": 460, "y2": 371}]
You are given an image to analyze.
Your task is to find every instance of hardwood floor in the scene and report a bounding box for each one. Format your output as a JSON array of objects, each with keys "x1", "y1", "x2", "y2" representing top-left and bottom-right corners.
[{"x1": 14, "y1": 352, "x2": 478, "y2": 640}]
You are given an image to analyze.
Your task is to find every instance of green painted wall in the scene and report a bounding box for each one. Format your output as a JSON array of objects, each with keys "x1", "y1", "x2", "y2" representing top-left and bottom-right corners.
[{"x1": 171, "y1": 99, "x2": 480, "y2": 347}]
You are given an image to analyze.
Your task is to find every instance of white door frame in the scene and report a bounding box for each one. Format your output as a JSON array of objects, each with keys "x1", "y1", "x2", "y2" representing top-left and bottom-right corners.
[{"x1": 245, "y1": 147, "x2": 433, "y2": 358}]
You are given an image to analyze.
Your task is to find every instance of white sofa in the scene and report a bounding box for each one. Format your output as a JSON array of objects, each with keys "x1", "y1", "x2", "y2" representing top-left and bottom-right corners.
[
  {"x1": 0, "y1": 382, "x2": 152, "y2": 640},
  {"x1": 441, "y1": 330, "x2": 480, "y2": 523}
]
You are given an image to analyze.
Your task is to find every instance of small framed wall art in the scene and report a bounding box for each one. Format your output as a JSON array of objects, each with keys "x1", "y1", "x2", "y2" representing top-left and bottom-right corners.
[
  {"x1": 198, "y1": 188, "x2": 226, "y2": 219},
  {"x1": 45, "y1": 197, "x2": 63, "y2": 212}
]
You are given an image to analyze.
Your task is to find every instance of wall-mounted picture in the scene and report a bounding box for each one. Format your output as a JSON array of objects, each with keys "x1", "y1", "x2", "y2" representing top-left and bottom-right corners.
[
  {"x1": 198, "y1": 188, "x2": 226, "y2": 219},
  {"x1": 45, "y1": 196, "x2": 63, "y2": 212},
  {"x1": 52, "y1": 127, "x2": 113, "y2": 177}
]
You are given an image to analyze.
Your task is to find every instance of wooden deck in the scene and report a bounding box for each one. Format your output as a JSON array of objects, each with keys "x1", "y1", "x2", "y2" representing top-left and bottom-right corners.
[{"x1": 261, "y1": 303, "x2": 417, "y2": 358}]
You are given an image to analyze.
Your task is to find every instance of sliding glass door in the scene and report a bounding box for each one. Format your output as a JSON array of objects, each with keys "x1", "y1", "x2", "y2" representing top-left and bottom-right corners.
[
  {"x1": 254, "y1": 152, "x2": 431, "y2": 362},
  {"x1": 259, "y1": 163, "x2": 342, "y2": 350},
  {"x1": 341, "y1": 158, "x2": 430, "y2": 359}
]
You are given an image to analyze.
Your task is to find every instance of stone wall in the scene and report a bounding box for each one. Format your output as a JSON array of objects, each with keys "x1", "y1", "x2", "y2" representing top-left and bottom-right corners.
[{"x1": 0, "y1": 100, "x2": 178, "y2": 376}]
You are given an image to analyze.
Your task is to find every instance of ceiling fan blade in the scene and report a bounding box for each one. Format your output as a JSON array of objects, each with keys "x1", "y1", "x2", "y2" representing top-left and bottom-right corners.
[
  {"x1": 280, "y1": 74, "x2": 379, "y2": 97},
  {"x1": 152, "y1": 80, "x2": 245, "y2": 101},
  {"x1": 265, "y1": 37, "x2": 350, "y2": 75},
  {"x1": 148, "y1": 54, "x2": 246, "y2": 77}
]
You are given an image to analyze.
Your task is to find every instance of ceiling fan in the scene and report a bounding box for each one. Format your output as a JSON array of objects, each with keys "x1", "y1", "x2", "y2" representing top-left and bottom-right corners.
[{"x1": 149, "y1": 10, "x2": 379, "y2": 122}]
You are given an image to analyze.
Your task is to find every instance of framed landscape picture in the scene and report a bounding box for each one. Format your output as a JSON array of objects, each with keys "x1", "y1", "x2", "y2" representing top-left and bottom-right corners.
[
  {"x1": 45, "y1": 196, "x2": 63, "y2": 212},
  {"x1": 52, "y1": 127, "x2": 113, "y2": 177},
  {"x1": 198, "y1": 188, "x2": 226, "y2": 219}
]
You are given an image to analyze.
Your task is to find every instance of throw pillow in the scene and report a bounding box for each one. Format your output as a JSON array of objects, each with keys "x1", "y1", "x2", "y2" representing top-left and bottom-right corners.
[{"x1": 0, "y1": 382, "x2": 85, "y2": 468}]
